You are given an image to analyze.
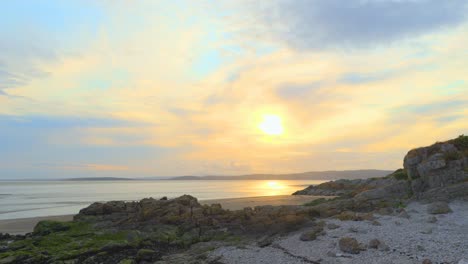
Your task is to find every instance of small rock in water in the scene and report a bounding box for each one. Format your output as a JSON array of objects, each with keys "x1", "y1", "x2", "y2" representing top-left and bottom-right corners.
[
  {"x1": 417, "y1": 245, "x2": 425, "y2": 251},
  {"x1": 339, "y1": 237, "x2": 364, "y2": 254},
  {"x1": 422, "y1": 259, "x2": 433, "y2": 264},
  {"x1": 427, "y1": 201, "x2": 452, "y2": 214},
  {"x1": 394, "y1": 221, "x2": 402, "y2": 226},
  {"x1": 371, "y1": 220, "x2": 382, "y2": 226},
  {"x1": 427, "y1": 216, "x2": 438, "y2": 223}
]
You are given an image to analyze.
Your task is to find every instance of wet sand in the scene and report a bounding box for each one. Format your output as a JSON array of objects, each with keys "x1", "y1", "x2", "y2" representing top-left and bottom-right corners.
[{"x1": 0, "y1": 195, "x2": 328, "y2": 235}]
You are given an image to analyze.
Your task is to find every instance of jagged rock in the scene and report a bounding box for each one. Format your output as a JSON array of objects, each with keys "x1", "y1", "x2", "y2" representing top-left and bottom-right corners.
[
  {"x1": 404, "y1": 136, "x2": 468, "y2": 194},
  {"x1": 427, "y1": 202, "x2": 452, "y2": 214},
  {"x1": 338, "y1": 237, "x2": 364, "y2": 254}
]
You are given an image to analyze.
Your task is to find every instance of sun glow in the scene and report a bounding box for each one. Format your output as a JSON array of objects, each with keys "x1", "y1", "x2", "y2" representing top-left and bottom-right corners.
[{"x1": 258, "y1": 114, "x2": 284, "y2": 135}]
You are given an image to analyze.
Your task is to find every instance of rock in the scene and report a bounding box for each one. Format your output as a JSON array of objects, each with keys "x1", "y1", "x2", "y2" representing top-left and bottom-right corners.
[
  {"x1": 0, "y1": 233, "x2": 11, "y2": 240},
  {"x1": 136, "y1": 249, "x2": 156, "y2": 262},
  {"x1": 421, "y1": 228, "x2": 433, "y2": 234},
  {"x1": 422, "y1": 259, "x2": 432, "y2": 264},
  {"x1": 100, "y1": 241, "x2": 128, "y2": 252},
  {"x1": 378, "y1": 242, "x2": 390, "y2": 251},
  {"x1": 371, "y1": 220, "x2": 382, "y2": 226},
  {"x1": 397, "y1": 210, "x2": 410, "y2": 219},
  {"x1": 427, "y1": 216, "x2": 438, "y2": 223},
  {"x1": 33, "y1": 220, "x2": 71, "y2": 236},
  {"x1": 257, "y1": 236, "x2": 274, "y2": 247},
  {"x1": 347, "y1": 227, "x2": 366, "y2": 234},
  {"x1": 0, "y1": 256, "x2": 15, "y2": 264},
  {"x1": 367, "y1": 238, "x2": 389, "y2": 251},
  {"x1": 427, "y1": 201, "x2": 452, "y2": 214},
  {"x1": 160, "y1": 196, "x2": 168, "y2": 200},
  {"x1": 377, "y1": 207, "x2": 394, "y2": 215},
  {"x1": 118, "y1": 260, "x2": 135, "y2": 264},
  {"x1": 338, "y1": 237, "x2": 364, "y2": 254},
  {"x1": 327, "y1": 223, "x2": 340, "y2": 230},
  {"x1": 300, "y1": 226, "x2": 325, "y2": 241},
  {"x1": 404, "y1": 136, "x2": 468, "y2": 195},
  {"x1": 368, "y1": 239, "x2": 381, "y2": 249}
]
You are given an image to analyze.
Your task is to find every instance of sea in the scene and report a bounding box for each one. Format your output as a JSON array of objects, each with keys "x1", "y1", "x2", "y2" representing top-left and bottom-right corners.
[{"x1": 0, "y1": 180, "x2": 324, "y2": 220}]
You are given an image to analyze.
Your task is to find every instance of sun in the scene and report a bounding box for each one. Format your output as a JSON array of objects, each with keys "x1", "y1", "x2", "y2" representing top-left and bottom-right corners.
[{"x1": 258, "y1": 114, "x2": 284, "y2": 135}]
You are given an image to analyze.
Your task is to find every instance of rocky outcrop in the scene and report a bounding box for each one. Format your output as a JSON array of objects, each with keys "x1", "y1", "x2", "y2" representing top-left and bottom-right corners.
[
  {"x1": 76, "y1": 195, "x2": 312, "y2": 236},
  {"x1": 404, "y1": 135, "x2": 468, "y2": 195},
  {"x1": 293, "y1": 176, "x2": 401, "y2": 197},
  {"x1": 295, "y1": 135, "x2": 468, "y2": 204}
]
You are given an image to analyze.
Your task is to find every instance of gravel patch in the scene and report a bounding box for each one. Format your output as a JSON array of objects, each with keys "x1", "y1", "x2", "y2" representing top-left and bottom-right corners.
[{"x1": 210, "y1": 201, "x2": 468, "y2": 264}]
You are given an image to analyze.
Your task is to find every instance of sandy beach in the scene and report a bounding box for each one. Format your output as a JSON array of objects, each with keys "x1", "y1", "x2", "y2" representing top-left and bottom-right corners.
[{"x1": 0, "y1": 195, "x2": 327, "y2": 235}]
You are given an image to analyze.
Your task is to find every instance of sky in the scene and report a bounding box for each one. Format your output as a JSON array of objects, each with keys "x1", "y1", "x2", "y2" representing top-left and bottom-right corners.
[{"x1": 1, "y1": 0, "x2": 468, "y2": 179}]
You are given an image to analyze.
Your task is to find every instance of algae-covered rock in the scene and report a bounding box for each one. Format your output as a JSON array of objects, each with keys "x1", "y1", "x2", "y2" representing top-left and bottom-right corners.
[
  {"x1": 33, "y1": 220, "x2": 71, "y2": 235},
  {"x1": 136, "y1": 249, "x2": 156, "y2": 261}
]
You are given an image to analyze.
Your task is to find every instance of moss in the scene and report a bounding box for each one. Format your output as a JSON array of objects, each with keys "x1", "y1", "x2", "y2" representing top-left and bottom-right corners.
[
  {"x1": 303, "y1": 198, "x2": 327, "y2": 207},
  {"x1": 444, "y1": 151, "x2": 463, "y2": 161},
  {"x1": 118, "y1": 259, "x2": 135, "y2": 264},
  {"x1": 390, "y1": 169, "x2": 408, "y2": 181},
  {"x1": 451, "y1": 134, "x2": 468, "y2": 150},
  {"x1": 1, "y1": 221, "x2": 131, "y2": 261},
  {"x1": 33, "y1": 220, "x2": 71, "y2": 235},
  {"x1": 393, "y1": 200, "x2": 407, "y2": 209}
]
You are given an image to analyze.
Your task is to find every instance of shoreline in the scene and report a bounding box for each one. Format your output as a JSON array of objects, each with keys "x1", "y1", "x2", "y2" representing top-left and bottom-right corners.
[{"x1": 0, "y1": 194, "x2": 329, "y2": 235}]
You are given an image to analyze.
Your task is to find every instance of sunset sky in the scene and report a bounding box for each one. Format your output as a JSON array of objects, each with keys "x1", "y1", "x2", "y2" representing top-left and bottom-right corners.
[{"x1": 1, "y1": 1, "x2": 468, "y2": 178}]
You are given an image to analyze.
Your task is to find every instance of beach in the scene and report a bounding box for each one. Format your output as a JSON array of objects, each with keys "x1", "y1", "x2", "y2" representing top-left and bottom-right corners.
[{"x1": 0, "y1": 195, "x2": 327, "y2": 235}]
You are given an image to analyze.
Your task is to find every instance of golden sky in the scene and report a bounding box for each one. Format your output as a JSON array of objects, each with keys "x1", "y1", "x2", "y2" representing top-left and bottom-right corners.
[{"x1": 1, "y1": 1, "x2": 468, "y2": 178}]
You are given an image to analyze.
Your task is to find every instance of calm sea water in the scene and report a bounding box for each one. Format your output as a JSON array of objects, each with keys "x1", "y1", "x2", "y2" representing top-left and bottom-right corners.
[{"x1": 0, "y1": 180, "x2": 323, "y2": 220}]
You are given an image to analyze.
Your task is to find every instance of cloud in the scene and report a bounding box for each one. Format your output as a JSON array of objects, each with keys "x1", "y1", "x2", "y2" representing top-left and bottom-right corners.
[
  {"x1": 256, "y1": 0, "x2": 468, "y2": 50},
  {"x1": 35, "y1": 163, "x2": 129, "y2": 171}
]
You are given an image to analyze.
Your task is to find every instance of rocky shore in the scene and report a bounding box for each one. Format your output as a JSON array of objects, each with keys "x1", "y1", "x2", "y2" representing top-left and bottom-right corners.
[{"x1": 1, "y1": 135, "x2": 468, "y2": 264}]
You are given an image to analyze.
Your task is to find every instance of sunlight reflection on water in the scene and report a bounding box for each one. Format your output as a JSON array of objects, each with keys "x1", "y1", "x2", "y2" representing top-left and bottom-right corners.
[{"x1": 0, "y1": 180, "x2": 325, "y2": 220}]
